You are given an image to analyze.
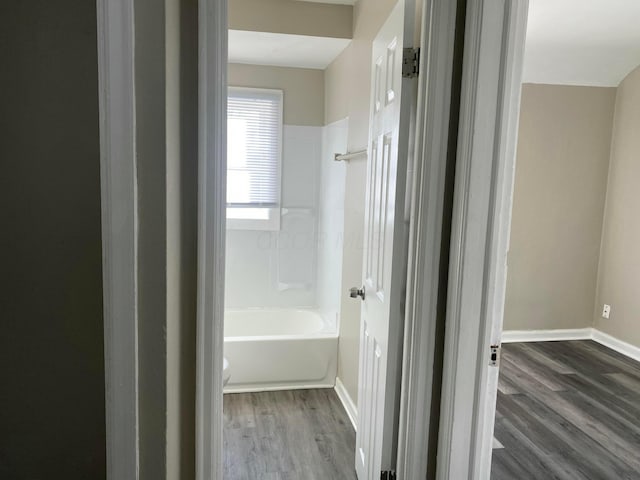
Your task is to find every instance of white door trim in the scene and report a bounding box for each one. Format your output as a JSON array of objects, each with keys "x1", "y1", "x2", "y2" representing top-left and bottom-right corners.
[
  {"x1": 195, "y1": 0, "x2": 227, "y2": 479},
  {"x1": 395, "y1": 0, "x2": 462, "y2": 478},
  {"x1": 436, "y1": 1, "x2": 528, "y2": 479},
  {"x1": 96, "y1": 0, "x2": 140, "y2": 478}
]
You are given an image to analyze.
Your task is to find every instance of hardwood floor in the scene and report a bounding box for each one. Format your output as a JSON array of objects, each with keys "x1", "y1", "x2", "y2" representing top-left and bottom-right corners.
[
  {"x1": 223, "y1": 388, "x2": 357, "y2": 479},
  {"x1": 491, "y1": 341, "x2": 640, "y2": 480}
]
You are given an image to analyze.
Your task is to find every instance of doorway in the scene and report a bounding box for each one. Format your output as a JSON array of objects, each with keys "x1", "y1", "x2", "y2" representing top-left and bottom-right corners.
[
  {"x1": 222, "y1": 18, "x2": 353, "y2": 478},
  {"x1": 198, "y1": 0, "x2": 467, "y2": 478},
  {"x1": 427, "y1": 1, "x2": 640, "y2": 479},
  {"x1": 491, "y1": 2, "x2": 640, "y2": 477},
  {"x1": 218, "y1": 0, "x2": 419, "y2": 477}
]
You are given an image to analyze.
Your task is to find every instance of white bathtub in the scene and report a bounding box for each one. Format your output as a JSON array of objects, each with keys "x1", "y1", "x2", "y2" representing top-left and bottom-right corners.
[{"x1": 223, "y1": 309, "x2": 338, "y2": 393}]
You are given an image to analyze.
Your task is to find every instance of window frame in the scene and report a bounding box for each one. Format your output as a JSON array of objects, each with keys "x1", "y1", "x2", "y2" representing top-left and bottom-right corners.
[{"x1": 226, "y1": 86, "x2": 284, "y2": 231}]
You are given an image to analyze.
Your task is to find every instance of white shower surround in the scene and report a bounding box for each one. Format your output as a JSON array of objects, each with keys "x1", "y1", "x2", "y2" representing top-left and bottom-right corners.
[
  {"x1": 223, "y1": 119, "x2": 348, "y2": 392},
  {"x1": 224, "y1": 124, "x2": 322, "y2": 309}
]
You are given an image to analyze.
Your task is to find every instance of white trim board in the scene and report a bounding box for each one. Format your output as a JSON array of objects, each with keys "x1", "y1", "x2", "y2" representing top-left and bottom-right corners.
[
  {"x1": 592, "y1": 329, "x2": 640, "y2": 364},
  {"x1": 501, "y1": 328, "x2": 592, "y2": 343},
  {"x1": 502, "y1": 328, "x2": 640, "y2": 364},
  {"x1": 435, "y1": 1, "x2": 530, "y2": 479},
  {"x1": 395, "y1": 0, "x2": 461, "y2": 478},
  {"x1": 195, "y1": 0, "x2": 227, "y2": 478},
  {"x1": 334, "y1": 377, "x2": 357, "y2": 432},
  {"x1": 224, "y1": 383, "x2": 335, "y2": 394}
]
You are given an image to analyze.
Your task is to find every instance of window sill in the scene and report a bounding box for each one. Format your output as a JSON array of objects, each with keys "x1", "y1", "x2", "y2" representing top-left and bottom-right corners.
[{"x1": 226, "y1": 207, "x2": 280, "y2": 231}]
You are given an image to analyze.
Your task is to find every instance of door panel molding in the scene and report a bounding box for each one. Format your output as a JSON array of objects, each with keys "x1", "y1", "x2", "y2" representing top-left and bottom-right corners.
[{"x1": 356, "y1": 0, "x2": 422, "y2": 476}]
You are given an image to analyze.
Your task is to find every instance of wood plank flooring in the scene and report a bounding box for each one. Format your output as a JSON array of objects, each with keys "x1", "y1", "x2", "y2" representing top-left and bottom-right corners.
[
  {"x1": 491, "y1": 340, "x2": 640, "y2": 480},
  {"x1": 223, "y1": 389, "x2": 357, "y2": 479}
]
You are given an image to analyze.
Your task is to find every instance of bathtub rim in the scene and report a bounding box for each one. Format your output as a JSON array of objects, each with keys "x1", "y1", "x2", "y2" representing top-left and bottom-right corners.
[
  {"x1": 224, "y1": 331, "x2": 338, "y2": 343},
  {"x1": 224, "y1": 307, "x2": 339, "y2": 340}
]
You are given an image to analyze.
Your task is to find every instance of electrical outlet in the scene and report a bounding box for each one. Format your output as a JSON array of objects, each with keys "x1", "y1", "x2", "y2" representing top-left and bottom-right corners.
[{"x1": 602, "y1": 304, "x2": 611, "y2": 319}]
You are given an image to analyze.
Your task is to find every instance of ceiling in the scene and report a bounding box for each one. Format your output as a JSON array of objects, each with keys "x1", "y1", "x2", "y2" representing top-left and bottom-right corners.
[
  {"x1": 230, "y1": 1, "x2": 640, "y2": 84},
  {"x1": 524, "y1": 0, "x2": 640, "y2": 86},
  {"x1": 229, "y1": 30, "x2": 351, "y2": 70}
]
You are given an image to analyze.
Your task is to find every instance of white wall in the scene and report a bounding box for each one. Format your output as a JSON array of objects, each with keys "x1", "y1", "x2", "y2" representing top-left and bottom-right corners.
[
  {"x1": 317, "y1": 118, "x2": 348, "y2": 327},
  {"x1": 225, "y1": 125, "x2": 322, "y2": 309},
  {"x1": 225, "y1": 120, "x2": 348, "y2": 321}
]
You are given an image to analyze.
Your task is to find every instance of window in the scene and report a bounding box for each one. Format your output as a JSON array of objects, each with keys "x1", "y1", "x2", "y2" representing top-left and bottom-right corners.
[{"x1": 227, "y1": 87, "x2": 283, "y2": 230}]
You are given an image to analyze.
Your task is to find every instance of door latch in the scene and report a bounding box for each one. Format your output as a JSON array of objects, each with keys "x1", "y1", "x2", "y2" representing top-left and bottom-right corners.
[
  {"x1": 490, "y1": 345, "x2": 500, "y2": 366},
  {"x1": 349, "y1": 286, "x2": 366, "y2": 301}
]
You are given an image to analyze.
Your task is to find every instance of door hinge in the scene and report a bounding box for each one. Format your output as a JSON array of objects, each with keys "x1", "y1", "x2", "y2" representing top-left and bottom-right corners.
[
  {"x1": 381, "y1": 471, "x2": 397, "y2": 480},
  {"x1": 402, "y1": 47, "x2": 420, "y2": 78},
  {"x1": 490, "y1": 345, "x2": 500, "y2": 367}
]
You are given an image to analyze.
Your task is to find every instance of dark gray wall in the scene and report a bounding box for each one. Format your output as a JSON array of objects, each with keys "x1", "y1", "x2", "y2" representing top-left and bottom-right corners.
[
  {"x1": 0, "y1": 1, "x2": 106, "y2": 479},
  {"x1": 135, "y1": 0, "x2": 168, "y2": 477}
]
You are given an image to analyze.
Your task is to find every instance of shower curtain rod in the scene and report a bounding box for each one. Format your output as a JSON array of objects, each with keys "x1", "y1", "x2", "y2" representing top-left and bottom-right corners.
[{"x1": 334, "y1": 149, "x2": 367, "y2": 162}]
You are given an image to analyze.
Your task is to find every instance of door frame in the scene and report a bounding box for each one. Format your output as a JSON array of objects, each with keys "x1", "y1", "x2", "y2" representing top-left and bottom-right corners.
[
  {"x1": 395, "y1": 0, "x2": 464, "y2": 478},
  {"x1": 194, "y1": 0, "x2": 227, "y2": 478},
  {"x1": 436, "y1": 1, "x2": 528, "y2": 479},
  {"x1": 194, "y1": 0, "x2": 464, "y2": 476},
  {"x1": 97, "y1": 0, "x2": 139, "y2": 478}
]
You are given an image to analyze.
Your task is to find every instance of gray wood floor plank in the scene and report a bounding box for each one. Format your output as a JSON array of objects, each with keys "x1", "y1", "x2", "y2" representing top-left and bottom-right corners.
[
  {"x1": 493, "y1": 414, "x2": 582, "y2": 480},
  {"x1": 502, "y1": 350, "x2": 567, "y2": 392},
  {"x1": 558, "y1": 374, "x2": 640, "y2": 430},
  {"x1": 495, "y1": 392, "x2": 573, "y2": 457},
  {"x1": 535, "y1": 341, "x2": 620, "y2": 375},
  {"x1": 573, "y1": 341, "x2": 640, "y2": 382},
  {"x1": 492, "y1": 341, "x2": 640, "y2": 480},
  {"x1": 224, "y1": 389, "x2": 357, "y2": 479},
  {"x1": 607, "y1": 372, "x2": 640, "y2": 396},
  {"x1": 491, "y1": 448, "x2": 547, "y2": 480},
  {"x1": 513, "y1": 393, "x2": 639, "y2": 480},
  {"x1": 498, "y1": 372, "x2": 521, "y2": 395},
  {"x1": 580, "y1": 341, "x2": 640, "y2": 376},
  {"x1": 517, "y1": 343, "x2": 577, "y2": 375},
  {"x1": 499, "y1": 356, "x2": 559, "y2": 394}
]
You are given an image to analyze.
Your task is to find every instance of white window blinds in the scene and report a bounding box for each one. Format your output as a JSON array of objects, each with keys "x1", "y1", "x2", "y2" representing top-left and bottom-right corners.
[{"x1": 227, "y1": 87, "x2": 283, "y2": 211}]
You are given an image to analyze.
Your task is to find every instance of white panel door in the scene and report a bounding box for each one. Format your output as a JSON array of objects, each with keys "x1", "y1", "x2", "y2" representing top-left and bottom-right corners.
[{"x1": 355, "y1": 1, "x2": 414, "y2": 478}]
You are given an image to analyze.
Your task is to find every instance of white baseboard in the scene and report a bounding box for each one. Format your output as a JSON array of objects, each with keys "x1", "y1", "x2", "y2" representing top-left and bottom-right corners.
[
  {"x1": 224, "y1": 383, "x2": 334, "y2": 394},
  {"x1": 334, "y1": 377, "x2": 358, "y2": 432},
  {"x1": 501, "y1": 328, "x2": 592, "y2": 343},
  {"x1": 591, "y1": 329, "x2": 640, "y2": 363},
  {"x1": 502, "y1": 327, "x2": 640, "y2": 364}
]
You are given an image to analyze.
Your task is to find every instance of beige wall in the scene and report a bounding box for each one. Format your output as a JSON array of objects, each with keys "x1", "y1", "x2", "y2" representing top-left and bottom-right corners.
[
  {"x1": 229, "y1": 63, "x2": 324, "y2": 126},
  {"x1": 324, "y1": 47, "x2": 351, "y2": 125},
  {"x1": 229, "y1": 0, "x2": 352, "y2": 39},
  {"x1": 504, "y1": 84, "x2": 616, "y2": 331},
  {"x1": 324, "y1": 0, "x2": 397, "y2": 404},
  {"x1": 594, "y1": 66, "x2": 640, "y2": 347}
]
